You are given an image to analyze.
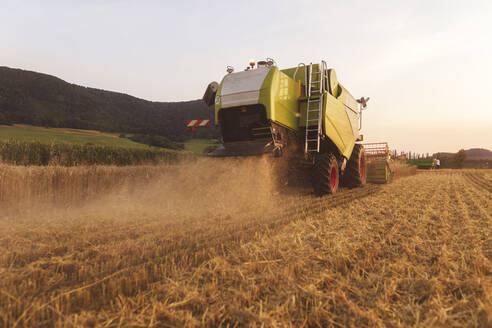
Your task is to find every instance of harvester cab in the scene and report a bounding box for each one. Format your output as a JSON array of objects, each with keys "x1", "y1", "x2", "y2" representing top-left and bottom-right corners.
[{"x1": 203, "y1": 58, "x2": 369, "y2": 195}]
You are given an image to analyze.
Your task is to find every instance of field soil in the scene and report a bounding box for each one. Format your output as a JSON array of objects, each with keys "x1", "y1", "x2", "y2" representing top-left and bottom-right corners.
[{"x1": 0, "y1": 161, "x2": 490, "y2": 327}]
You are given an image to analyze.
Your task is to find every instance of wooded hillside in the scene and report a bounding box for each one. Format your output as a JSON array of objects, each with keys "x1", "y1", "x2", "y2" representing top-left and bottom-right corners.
[{"x1": 0, "y1": 66, "x2": 219, "y2": 141}]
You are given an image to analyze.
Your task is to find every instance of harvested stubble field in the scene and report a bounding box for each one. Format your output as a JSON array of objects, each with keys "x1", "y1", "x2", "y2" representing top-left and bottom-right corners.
[{"x1": 0, "y1": 160, "x2": 491, "y2": 327}]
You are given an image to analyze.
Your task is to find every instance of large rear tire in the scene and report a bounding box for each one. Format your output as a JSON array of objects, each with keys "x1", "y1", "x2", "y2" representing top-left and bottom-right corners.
[
  {"x1": 342, "y1": 144, "x2": 367, "y2": 188},
  {"x1": 312, "y1": 153, "x2": 339, "y2": 196}
]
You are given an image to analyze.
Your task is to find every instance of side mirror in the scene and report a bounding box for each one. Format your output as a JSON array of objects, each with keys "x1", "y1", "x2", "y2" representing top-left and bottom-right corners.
[
  {"x1": 356, "y1": 97, "x2": 369, "y2": 131},
  {"x1": 357, "y1": 97, "x2": 370, "y2": 109},
  {"x1": 203, "y1": 81, "x2": 219, "y2": 106}
]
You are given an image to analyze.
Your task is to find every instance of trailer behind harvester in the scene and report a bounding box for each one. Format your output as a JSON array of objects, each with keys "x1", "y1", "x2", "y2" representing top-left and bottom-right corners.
[{"x1": 363, "y1": 142, "x2": 394, "y2": 184}]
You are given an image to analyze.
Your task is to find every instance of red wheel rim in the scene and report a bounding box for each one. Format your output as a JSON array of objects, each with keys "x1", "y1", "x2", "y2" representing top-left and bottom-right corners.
[
  {"x1": 360, "y1": 153, "x2": 366, "y2": 179},
  {"x1": 330, "y1": 165, "x2": 337, "y2": 190}
]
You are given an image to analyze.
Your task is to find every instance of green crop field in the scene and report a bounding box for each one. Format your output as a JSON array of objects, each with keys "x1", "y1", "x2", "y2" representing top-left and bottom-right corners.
[
  {"x1": 0, "y1": 125, "x2": 147, "y2": 148},
  {"x1": 0, "y1": 125, "x2": 197, "y2": 166},
  {"x1": 184, "y1": 138, "x2": 220, "y2": 154},
  {"x1": 406, "y1": 158, "x2": 434, "y2": 167}
]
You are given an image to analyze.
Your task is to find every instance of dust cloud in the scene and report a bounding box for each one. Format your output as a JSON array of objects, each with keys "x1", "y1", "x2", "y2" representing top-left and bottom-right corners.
[
  {"x1": 0, "y1": 157, "x2": 290, "y2": 227},
  {"x1": 112, "y1": 157, "x2": 280, "y2": 220}
]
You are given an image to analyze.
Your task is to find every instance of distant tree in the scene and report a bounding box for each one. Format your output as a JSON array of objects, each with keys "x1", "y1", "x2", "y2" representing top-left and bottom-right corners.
[{"x1": 454, "y1": 149, "x2": 467, "y2": 168}]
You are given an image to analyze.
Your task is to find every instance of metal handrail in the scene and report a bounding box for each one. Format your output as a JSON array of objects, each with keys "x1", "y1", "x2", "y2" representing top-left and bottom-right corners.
[
  {"x1": 293, "y1": 63, "x2": 305, "y2": 82},
  {"x1": 308, "y1": 63, "x2": 313, "y2": 97},
  {"x1": 321, "y1": 60, "x2": 327, "y2": 93}
]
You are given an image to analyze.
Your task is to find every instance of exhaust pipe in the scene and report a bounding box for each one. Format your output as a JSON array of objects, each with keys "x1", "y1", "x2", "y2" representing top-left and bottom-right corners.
[{"x1": 203, "y1": 81, "x2": 219, "y2": 106}]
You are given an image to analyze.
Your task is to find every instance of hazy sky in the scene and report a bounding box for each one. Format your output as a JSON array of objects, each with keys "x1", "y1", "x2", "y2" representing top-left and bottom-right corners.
[{"x1": 1, "y1": 0, "x2": 491, "y2": 153}]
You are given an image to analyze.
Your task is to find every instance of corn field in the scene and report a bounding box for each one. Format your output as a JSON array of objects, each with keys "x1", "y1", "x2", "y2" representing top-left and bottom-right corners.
[{"x1": 0, "y1": 140, "x2": 192, "y2": 166}]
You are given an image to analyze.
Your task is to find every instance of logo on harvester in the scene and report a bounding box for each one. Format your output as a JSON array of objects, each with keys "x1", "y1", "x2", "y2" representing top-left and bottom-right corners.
[{"x1": 186, "y1": 120, "x2": 210, "y2": 131}]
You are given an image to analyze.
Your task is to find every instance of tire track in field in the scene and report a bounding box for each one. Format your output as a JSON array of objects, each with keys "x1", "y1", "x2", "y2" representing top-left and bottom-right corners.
[
  {"x1": 448, "y1": 174, "x2": 492, "y2": 325},
  {"x1": 449, "y1": 173, "x2": 491, "y2": 268},
  {"x1": 111, "y1": 172, "x2": 459, "y2": 327},
  {"x1": 451, "y1": 176, "x2": 479, "y2": 249},
  {"x1": 7, "y1": 172, "x2": 486, "y2": 327},
  {"x1": 420, "y1": 172, "x2": 492, "y2": 326},
  {"x1": 458, "y1": 174, "x2": 492, "y2": 262},
  {"x1": 446, "y1": 175, "x2": 475, "y2": 259},
  {"x1": 3, "y1": 183, "x2": 380, "y2": 280},
  {"x1": 150, "y1": 184, "x2": 382, "y2": 268},
  {"x1": 7, "y1": 183, "x2": 383, "y2": 325},
  {"x1": 463, "y1": 172, "x2": 492, "y2": 193},
  {"x1": 467, "y1": 172, "x2": 491, "y2": 191}
]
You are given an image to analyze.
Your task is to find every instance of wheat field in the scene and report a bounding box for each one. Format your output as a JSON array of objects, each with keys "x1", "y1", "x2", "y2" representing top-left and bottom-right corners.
[{"x1": 0, "y1": 160, "x2": 490, "y2": 327}]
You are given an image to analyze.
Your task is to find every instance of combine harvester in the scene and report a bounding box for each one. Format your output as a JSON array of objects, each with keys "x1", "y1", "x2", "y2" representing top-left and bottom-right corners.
[{"x1": 203, "y1": 58, "x2": 370, "y2": 195}]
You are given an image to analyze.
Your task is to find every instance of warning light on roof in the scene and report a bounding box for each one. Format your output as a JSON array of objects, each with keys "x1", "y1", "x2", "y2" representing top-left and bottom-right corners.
[{"x1": 249, "y1": 58, "x2": 256, "y2": 68}]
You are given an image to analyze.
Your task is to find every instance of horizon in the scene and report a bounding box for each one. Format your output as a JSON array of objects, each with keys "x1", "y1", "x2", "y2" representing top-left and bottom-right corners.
[{"x1": 1, "y1": 1, "x2": 491, "y2": 153}]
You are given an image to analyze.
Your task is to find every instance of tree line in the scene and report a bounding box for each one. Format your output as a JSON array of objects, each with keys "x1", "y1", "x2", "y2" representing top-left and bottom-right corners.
[{"x1": 0, "y1": 66, "x2": 220, "y2": 141}]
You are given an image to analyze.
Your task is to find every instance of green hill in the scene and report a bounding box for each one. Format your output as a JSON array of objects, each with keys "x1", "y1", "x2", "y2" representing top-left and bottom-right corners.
[{"x1": 0, "y1": 66, "x2": 219, "y2": 141}]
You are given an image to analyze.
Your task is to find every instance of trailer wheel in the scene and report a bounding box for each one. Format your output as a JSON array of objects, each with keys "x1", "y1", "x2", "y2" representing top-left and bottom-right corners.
[
  {"x1": 342, "y1": 144, "x2": 367, "y2": 188},
  {"x1": 312, "y1": 153, "x2": 339, "y2": 196}
]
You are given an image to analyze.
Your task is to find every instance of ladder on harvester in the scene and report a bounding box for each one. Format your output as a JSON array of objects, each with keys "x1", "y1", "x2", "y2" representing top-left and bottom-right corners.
[{"x1": 304, "y1": 61, "x2": 327, "y2": 159}]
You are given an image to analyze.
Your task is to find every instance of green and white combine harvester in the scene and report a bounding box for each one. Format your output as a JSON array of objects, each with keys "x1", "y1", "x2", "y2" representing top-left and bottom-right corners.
[{"x1": 203, "y1": 58, "x2": 370, "y2": 195}]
